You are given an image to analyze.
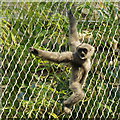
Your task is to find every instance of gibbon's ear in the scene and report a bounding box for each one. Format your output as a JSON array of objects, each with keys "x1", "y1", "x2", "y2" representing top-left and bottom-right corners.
[
  {"x1": 87, "y1": 46, "x2": 95, "y2": 58},
  {"x1": 85, "y1": 46, "x2": 95, "y2": 59}
]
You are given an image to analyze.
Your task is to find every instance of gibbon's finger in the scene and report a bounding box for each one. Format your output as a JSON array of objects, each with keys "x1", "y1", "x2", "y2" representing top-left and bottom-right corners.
[{"x1": 29, "y1": 47, "x2": 39, "y2": 56}]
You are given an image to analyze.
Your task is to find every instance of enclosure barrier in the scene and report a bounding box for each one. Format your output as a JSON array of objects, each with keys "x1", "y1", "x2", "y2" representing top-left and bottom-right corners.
[{"x1": 1, "y1": 1, "x2": 119, "y2": 119}]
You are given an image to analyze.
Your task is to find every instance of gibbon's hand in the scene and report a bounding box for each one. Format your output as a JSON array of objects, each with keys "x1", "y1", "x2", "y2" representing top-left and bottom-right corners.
[{"x1": 29, "y1": 47, "x2": 40, "y2": 56}]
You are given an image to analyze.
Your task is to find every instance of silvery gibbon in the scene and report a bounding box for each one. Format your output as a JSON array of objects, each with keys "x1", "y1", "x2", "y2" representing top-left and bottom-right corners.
[{"x1": 30, "y1": 10, "x2": 95, "y2": 114}]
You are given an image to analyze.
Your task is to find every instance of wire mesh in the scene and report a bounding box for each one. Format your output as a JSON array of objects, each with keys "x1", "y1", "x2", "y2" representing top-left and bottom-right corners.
[{"x1": 1, "y1": 1, "x2": 120, "y2": 119}]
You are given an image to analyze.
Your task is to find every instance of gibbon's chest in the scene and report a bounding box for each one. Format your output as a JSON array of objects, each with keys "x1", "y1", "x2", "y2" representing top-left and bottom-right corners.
[
  {"x1": 71, "y1": 66, "x2": 84, "y2": 82},
  {"x1": 82, "y1": 59, "x2": 91, "y2": 71}
]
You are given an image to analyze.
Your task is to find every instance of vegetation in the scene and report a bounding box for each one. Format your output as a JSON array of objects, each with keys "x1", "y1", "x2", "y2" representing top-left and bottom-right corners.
[{"x1": 1, "y1": 2, "x2": 119, "y2": 119}]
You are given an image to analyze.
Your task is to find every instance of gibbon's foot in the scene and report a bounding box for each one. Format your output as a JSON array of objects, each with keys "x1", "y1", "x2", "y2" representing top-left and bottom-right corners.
[
  {"x1": 29, "y1": 47, "x2": 39, "y2": 56},
  {"x1": 64, "y1": 107, "x2": 72, "y2": 114},
  {"x1": 63, "y1": 101, "x2": 72, "y2": 114}
]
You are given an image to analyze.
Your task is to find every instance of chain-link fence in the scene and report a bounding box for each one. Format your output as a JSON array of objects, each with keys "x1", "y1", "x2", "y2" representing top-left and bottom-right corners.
[{"x1": 1, "y1": 1, "x2": 120, "y2": 119}]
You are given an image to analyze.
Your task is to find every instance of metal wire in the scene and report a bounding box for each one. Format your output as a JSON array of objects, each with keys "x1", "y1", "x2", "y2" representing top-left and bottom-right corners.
[{"x1": 1, "y1": 1, "x2": 119, "y2": 119}]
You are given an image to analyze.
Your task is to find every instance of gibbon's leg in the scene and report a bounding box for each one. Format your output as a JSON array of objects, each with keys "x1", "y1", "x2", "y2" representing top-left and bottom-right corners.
[
  {"x1": 63, "y1": 82, "x2": 85, "y2": 114},
  {"x1": 68, "y1": 10, "x2": 80, "y2": 52},
  {"x1": 29, "y1": 47, "x2": 73, "y2": 63},
  {"x1": 64, "y1": 82, "x2": 85, "y2": 107}
]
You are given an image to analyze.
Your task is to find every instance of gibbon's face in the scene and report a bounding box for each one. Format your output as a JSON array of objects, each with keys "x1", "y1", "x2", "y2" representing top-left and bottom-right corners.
[{"x1": 76, "y1": 43, "x2": 95, "y2": 59}]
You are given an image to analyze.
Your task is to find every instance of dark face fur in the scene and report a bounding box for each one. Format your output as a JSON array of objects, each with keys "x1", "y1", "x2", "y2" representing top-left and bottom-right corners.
[{"x1": 77, "y1": 48, "x2": 88, "y2": 59}]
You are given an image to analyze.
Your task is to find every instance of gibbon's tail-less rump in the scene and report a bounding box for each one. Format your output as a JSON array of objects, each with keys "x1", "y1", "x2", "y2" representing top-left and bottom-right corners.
[{"x1": 30, "y1": 10, "x2": 95, "y2": 114}]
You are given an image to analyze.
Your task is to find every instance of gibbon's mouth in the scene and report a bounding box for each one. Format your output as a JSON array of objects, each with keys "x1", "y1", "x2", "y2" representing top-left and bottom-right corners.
[
  {"x1": 79, "y1": 53, "x2": 86, "y2": 60},
  {"x1": 80, "y1": 53, "x2": 85, "y2": 58}
]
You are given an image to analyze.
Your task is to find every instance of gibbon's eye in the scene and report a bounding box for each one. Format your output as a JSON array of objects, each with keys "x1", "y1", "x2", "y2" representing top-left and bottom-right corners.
[{"x1": 77, "y1": 48, "x2": 88, "y2": 54}]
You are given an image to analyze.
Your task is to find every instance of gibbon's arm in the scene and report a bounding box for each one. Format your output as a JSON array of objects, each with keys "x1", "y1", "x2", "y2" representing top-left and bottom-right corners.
[
  {"x1": 30, "y1": 47, "x2": 74, "y2": 63},
  {"x1": 68, "y1": 10, "x2": 80, "y2": 51},
  {"x1": 80, "y1": 70, "x2": 88, "y2": 87},
  {"x1": 80, "y1": 59, "x2": 91, "y2": 87}
]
